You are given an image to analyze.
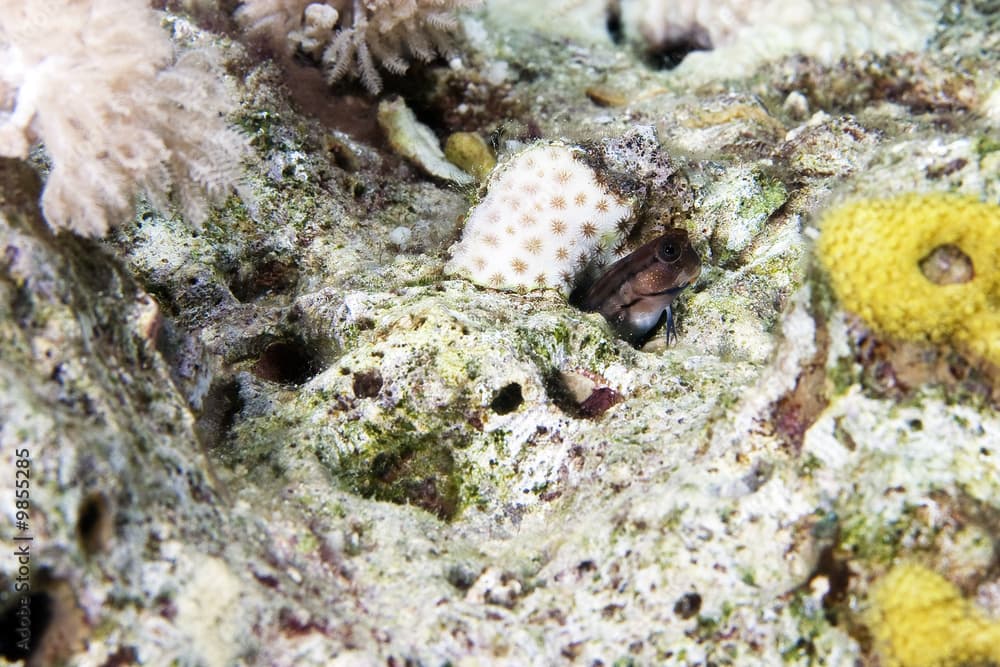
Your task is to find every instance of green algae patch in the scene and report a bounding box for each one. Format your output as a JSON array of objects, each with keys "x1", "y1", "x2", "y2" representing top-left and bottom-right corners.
[
  {"x1": 974, "y1": 134, "x2": 1000, "y2": 157},
  {"x1": 337, "y1": 424, "x2": 464, "y2": 521},
  {"x1": 737, "y1": 173, "x2": 787, "y2": 224},
  {"x1": 701, "y1": 164, "x2": 789, "y2": 268}
]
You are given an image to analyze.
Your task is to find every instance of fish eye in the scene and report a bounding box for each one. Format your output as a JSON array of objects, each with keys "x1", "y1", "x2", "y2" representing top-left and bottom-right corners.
[{"x1": 659, "y1": 241, "x2": 680, "y2": 262}]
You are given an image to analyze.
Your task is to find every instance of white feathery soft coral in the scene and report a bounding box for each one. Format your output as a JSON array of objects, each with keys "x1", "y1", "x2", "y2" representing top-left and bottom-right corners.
[
  {"x1": 0, "y1": 0, "x2": 248, "y2": 237},
  {"x1": 236, "y1": 0, "x2": 482, "y2": 94}
]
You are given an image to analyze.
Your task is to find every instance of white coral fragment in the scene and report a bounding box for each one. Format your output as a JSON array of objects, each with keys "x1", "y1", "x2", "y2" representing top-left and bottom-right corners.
[
  {"x1": 621, "y1": 0, "x2": 942, "y2": 81},
  {"x1": 446, "y1": 143, "x2": 633, "y2": 294},
  {"x1": 377, "y1": 97, "x2": 473, "y2": 184},
  {"x1": 0, "y1": 0, "x2": 248, "y2": 237},
  {"x1": 289, "y1": 3, "x2": 340, "y2": 55},
  {"x1": 236, "y1": 0, "x2": 482, "y2": 93}
]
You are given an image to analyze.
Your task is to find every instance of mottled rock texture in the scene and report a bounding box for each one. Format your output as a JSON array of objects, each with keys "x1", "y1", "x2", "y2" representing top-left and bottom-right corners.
[{"x1": 1, "y1": 0, "x2": 999, "y2": 665}]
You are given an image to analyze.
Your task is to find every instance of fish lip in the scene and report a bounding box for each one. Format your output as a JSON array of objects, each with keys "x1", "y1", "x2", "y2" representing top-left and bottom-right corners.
[
  {"x1": 642, "y1": 278, "x2": 694, "y2": 298},
  {"x1": 681, "y1": 264, "x2": 702, "y2": 288}
]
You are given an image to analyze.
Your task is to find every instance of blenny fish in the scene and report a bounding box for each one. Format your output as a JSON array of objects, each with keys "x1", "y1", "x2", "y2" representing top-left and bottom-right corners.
[{"x1": 573, "y1": 229, "x2": 701, "y2": 347}]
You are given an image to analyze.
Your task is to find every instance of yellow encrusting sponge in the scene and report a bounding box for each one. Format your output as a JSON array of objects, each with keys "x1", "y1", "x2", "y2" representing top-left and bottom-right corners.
[
  {"x1": 866, "y1": 562, "x2": 1000, "y2": 667},
  {"x1": 816, "y1": 193, "x2": 1000, "y2": 366}
]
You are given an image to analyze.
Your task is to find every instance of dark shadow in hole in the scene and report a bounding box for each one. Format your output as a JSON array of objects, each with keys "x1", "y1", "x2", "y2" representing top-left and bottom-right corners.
[
  {"x1": 643, "y1": 27, "x2": 714, "y2": 70},
  {"x1": 77, "y1": 493, "x2": 112, "y2": 556},
  {"x1": 0, "y1": 591, "x2": 53, "y2": 661},
  {"x1": 919, "y1": 243, "x2": 974, "y2": 285},
  {"x1": 490, "y1": 383, "x2": 524, "y2": 415},
  {"x1": 606, "y1": 0, "x2": 624, "y2": 44},
  {"x1": 229, "y1": 258, "x2": 300, "y2": 303},
  {"x1": 252, "y1": 338, "x2": 325, "y2": 386},
  {"x1": 673, "y1": 592, "x2": 702, "y2": 619},
  {"x1": 195, "y1": 377, "x2": 244, "y2": 450},
  {"x1": 812, "y1": 545, "x2": 852, "y2": 616},
  {"x1": 445, "y1": 563, "x2": 481, "y2": 591},
  {"x1": 352, "y1": 369, "x2": 384, "y2": 399},
  {"x1": 543, "y1": 370, "x2": 583, "y2": 418}
]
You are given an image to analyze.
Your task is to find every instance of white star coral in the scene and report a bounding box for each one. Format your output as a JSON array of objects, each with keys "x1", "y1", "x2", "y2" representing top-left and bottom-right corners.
[
  {"x1": 236, "y1": 0, "x2": 482, "y2": 93},
  {"x1": 446, "y1": 143, "x2": 633, "y2": 293}
]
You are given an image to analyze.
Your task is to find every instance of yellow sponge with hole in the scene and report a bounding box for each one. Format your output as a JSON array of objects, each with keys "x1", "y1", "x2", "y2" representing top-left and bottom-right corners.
[{"x1": 816, "y1": 193, "x2": 1000, "y2": 365}]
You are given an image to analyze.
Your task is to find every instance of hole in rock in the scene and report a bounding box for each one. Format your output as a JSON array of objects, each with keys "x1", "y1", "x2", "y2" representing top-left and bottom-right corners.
[
  {"x1": 77, "y1": 493, "x2": 112, "y2": 555},
  {"x1": 352, "y1": 369, "x2": 383, "y2": 399},
  {"x1": 490, "y1": 383, "x2": 524, "y2": 414},
  {"x1": 0, "y1": 592, "x2": 53, "y2": 660},
  {"x1": 252, "y1": 339, "x2": 324, "y2": 385},
  {"x1": 445, "y1": 563, "x2": 480, "y2": 591},
  {"x1": 229, "y1": 257, "x2": 300, "y2": 302},
  {"x1": 605, "y1": 1, "x2": 624, "y2": 44},
  {"x1": 0, "y1": 578, "x2": 86, "y2": 665},
  {"x1": 644, "y1": 27, "x2": 713, "y2": 70},
  {"x1": 673, "y1": 592, "x2": 702, "y2": 619},
  {"x1": 195, "y1": 377, "x2": 244, "y2": 450},
  {"x1": 919, "y1": 243, "x2": 974, "y2": 285}
]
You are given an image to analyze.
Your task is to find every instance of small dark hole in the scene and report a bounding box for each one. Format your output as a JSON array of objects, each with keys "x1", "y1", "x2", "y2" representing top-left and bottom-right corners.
[
  {"x1": 103, "y1": 645, "x2": 140, "y2": 667},
  {"x1": 645, "y1": 27, "x2": 713, "y2": 70},
  {"x1": 542, "y1": 370, "x2": 585, "y2": 417},
  {"x1": 77, "y1": 493, "x2": 111, "y2": 555},
  {"x1": 445, "y1": 563, "x2": 480, "y2": 591},
  {"x1": 352, "y1": 369, "x2": 383, "y2": 398},
  {"x1": 370, "y1": 451, "x2": 400, "y2": 482},
  {"x1": 812, "y1": 545, "x2": 852, "y2": 610},
  {"x1": 252, "y1": 339, "x2": 323, "y2": 385},
  {"x1": 229, "y1": 258, "x2": 300, "y2": 302},
  {"x1": 742, "y1": 459, "x2": 774, "y2": 493},
  {"x1": 490, "y1": 383, "x2": 524, "y2": 415},
  {"x1": 919, "y1": 243, "x2": 974, "y2": 285},
  {"x1": 606, "y1": 0, "x2": 624, "y2": 44},
  {"x1": 673, "y1": 592, "x2": 702, "y2": 619},
  {"x1": 0, "y1": 592, "x2": 53, "y2": 660}
]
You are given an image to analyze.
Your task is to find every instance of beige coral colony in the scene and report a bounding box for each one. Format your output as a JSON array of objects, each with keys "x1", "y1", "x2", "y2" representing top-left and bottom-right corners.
[{"x1": 2, "y1": 0, "x2": 1000, "y2": 665}]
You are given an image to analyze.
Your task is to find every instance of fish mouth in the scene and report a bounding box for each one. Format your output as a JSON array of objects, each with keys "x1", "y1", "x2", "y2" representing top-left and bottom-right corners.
[
  {"x1": 656, "y1": 266, "x2": 702, "y2": 296},
  {"x1": 645, "y1": 279, "x2": 693, "y2": 298},
  {"x1": 683, "y1": 262, "x2": 702, "y2": 287}
]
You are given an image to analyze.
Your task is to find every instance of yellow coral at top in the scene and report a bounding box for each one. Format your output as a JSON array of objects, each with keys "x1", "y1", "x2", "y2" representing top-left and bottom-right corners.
[
  {"x1": 866, "y1": 562, "x2": 1000, "y2": 667},
  {"x1": 817, "y1": 193, "x2": 1000, "y2": 365}
]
